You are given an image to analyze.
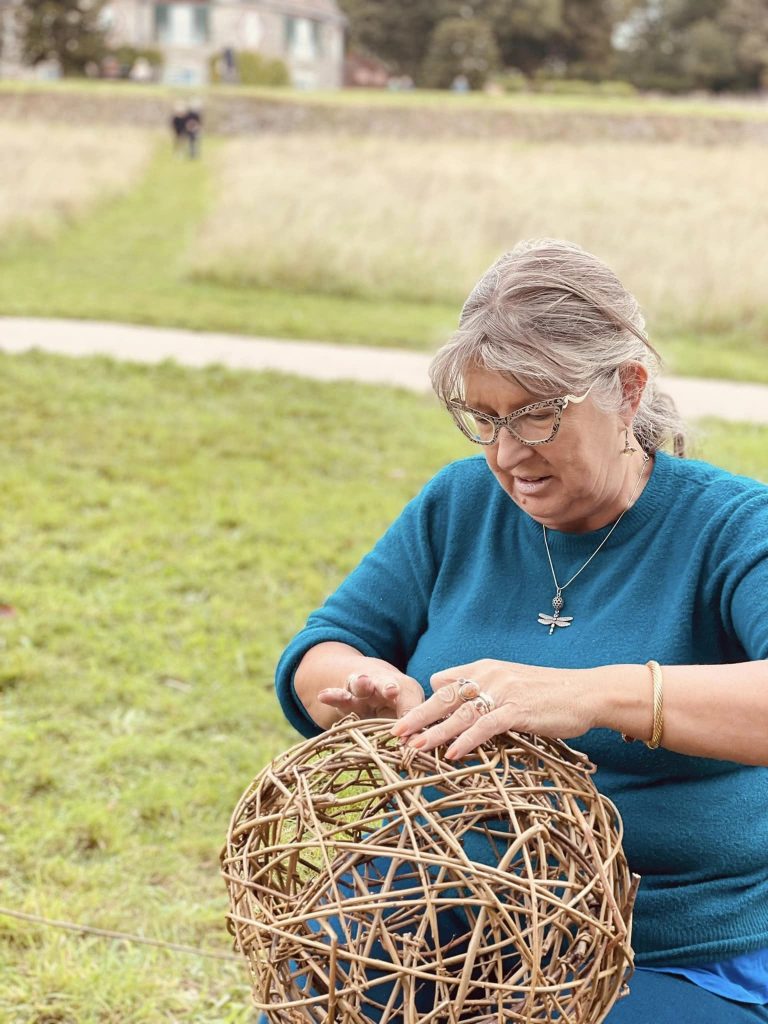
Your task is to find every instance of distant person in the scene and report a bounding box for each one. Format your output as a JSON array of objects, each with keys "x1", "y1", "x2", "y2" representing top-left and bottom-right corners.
[
  {"x1": 183, "y1": 99, "x2": 203, "y2": 160},
  {"x1": 222, "y1": 47, "x2": 238, "y2": 84},
  {"x1": 170, "y1": 101, "x2": 187, "y2": 154},
  {"x1": 130, "y1": 57, "x2": 153, "y2": 83},
  {"x1": 387, "y1": 74, "x2": 414, "y2": 91}
]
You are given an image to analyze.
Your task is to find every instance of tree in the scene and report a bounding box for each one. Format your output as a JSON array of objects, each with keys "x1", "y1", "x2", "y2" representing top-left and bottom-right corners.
[
  {"x1": 421, "y1": 16, "x2": 501, "y2": 89},
  {"x1": 680, "y1": 19, "x2": 739, "y2": 90},
  {"x1": 337, "y1": 0, "x2": 628, "y2": 83},
  {"x1": 337, "y1": 0, "x2": 565, "y2": 80},
  {"x1": 480, "y1": 0, "x2": 623, "y2": 78},
  {"x1": 484, "y1": 0, "x2": 564, "y2": 75},
  {"x1": 556, "y1": 0, "x2": 618, "y2": 77},
  {"x1": 721, "y1": 0, "x2": 768, "y2": 88},
  {"x1": 336, "y1": 0, "x2": 448, "y2": 79},
  {"x1": 613, "y1": 1, "x2": 686, "y2": 90},
  {"x1": 17, "y1": 0, "x2": 108, "y2": 76},
  {"x1": 616, "y1": 0, "x2": 768, "y2": 91}
]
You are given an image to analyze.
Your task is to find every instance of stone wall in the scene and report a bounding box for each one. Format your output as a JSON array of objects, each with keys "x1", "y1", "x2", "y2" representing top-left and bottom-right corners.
[{"x1": 1, "y1": 88, "x2": 767, "y2": 144}]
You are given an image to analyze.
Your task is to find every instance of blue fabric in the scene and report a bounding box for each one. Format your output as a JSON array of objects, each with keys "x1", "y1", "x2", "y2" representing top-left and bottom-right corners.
[
  {"x1": 274, "y1": 451, "x2": 768, "y2": 970},
  {"x1": 641, "y1": 946, "x2": 768, "y2": 1004},
  {"x1": 259, "y1": 855, "x2": 474, "y2": 1023},
  {"x1": 255, "y1": 966, "x2": 768, "y2": 1023},
  {"x1": 253, "y1": 855, "x2": 768, "y2": 1016},
  {"x1": 605, "y1": 970, "x2": 768, "y2": 1022}
]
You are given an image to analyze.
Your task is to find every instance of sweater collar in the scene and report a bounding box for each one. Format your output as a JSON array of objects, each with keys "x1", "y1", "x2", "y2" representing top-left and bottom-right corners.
[{"x1": 514, "y1": 450, "x2": 671, "y2": 554}]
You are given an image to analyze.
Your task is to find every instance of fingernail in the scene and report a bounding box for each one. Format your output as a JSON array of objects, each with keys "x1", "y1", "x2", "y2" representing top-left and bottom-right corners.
[
  {"x1": 445, "y1": 746, "x2": 458, "y2": 759},
  {"x1": 384, "y1": 683, "x2": 398, "y2": 695},
  {"x1": 390, "y1": 721, "x2": 410, "y2": 736},
  {"x1": 407, "y1": 735, "x2": 426, "y2": 749}
]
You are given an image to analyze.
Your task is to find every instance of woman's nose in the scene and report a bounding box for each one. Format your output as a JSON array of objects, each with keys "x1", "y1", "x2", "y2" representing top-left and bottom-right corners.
[{"x1": 494, "y1": 427, "x2": 533, "y2": 470}]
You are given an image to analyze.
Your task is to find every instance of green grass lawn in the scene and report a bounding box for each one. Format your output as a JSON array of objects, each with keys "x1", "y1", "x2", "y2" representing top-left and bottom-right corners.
[
  {"x1": 0, "y1": 350, "x2": 765, "y2": 1022},
  {"x1": 0, "y1": 140, "x2": 765, "y2": 384}
]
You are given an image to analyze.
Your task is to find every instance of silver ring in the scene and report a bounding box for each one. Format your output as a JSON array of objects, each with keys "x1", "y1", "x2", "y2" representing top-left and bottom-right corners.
[
  {"x1": 472, "y1": 693, "x2": 495, "y2": 715},
  {"x1": 457, "y1": 678, "x2": 480, "y2": 702}
]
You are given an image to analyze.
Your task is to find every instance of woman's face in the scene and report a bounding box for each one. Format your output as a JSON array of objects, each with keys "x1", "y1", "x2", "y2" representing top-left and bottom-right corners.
[{"x1": 462, "y1": 366, "x2": 646, "y2": 533}]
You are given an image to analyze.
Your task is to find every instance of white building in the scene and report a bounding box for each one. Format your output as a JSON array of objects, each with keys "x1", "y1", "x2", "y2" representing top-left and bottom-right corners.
[{"x1": 0, "y1": 0, "x2": 346, "y2": 88}]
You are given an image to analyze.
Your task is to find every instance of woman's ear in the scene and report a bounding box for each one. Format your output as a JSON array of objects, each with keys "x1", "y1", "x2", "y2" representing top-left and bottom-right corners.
[{"x1": 618, "y1": 363, "x2": 648, "y2": 422}]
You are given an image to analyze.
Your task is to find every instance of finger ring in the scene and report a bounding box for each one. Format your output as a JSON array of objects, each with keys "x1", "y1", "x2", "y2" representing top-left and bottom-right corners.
[
  {"x1": 457, "y1": 678, "x2": 480, "y2": 701},
  {"x1": 472, "y1": 693, "x2": 495, "y2": 715}
]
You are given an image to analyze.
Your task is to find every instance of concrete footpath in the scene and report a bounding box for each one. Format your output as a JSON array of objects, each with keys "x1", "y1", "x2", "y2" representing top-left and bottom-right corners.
[{"x1": 1, "y1": 316, "x2": 767, "y2": 425}]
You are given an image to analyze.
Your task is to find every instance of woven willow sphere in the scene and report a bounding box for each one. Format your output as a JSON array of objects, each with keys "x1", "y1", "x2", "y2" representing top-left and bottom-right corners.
[{"x1": 222, "y1": 716, "x2": 638, "y2": 1024}]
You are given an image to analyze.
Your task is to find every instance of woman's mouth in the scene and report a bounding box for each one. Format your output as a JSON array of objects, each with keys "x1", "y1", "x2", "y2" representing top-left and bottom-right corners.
[{"x1": 512, "y1": 475, "x2": 552, "y2": 495}]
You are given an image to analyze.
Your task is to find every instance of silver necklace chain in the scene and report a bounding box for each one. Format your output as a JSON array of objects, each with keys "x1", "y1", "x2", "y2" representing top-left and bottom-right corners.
[{"x1": 538, "y1": 451, "x2": 650, "y2": 635}]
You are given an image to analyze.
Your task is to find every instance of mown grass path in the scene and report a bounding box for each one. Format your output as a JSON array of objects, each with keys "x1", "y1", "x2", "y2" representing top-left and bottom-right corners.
[{"x1": 0, "y1": 141, "x2": 454, "y2": 350}]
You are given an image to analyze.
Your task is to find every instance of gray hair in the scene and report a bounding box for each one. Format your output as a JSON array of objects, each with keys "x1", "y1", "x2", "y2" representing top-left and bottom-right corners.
[{"x1": 429, "y1": 239, "x2": 686, "y2": 456}]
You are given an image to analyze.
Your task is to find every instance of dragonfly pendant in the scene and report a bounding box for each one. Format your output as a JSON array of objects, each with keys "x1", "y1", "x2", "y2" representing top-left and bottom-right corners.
[
  {"x1": 538, "y1": 589, "x2": 573, "y2": 635},
  {"x1": 537, "y1": 611, "x2": 574, "y2": 635}
]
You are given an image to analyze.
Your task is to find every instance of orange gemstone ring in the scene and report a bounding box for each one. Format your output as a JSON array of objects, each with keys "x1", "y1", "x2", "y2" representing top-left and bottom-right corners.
[{"x1": 457, "y1": 679, "x2": 481, "y2": 702}]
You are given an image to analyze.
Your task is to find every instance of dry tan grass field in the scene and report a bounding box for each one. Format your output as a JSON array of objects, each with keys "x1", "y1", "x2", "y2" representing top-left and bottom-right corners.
[
  {"x1": 190, "y1": 135, "x2": 767, "y2": 335},
  {"x1": 0, "y1": 121, "x2": 155, "y2": 241}
]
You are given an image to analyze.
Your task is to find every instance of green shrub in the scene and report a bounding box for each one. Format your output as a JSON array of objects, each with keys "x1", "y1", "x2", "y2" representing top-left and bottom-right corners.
[
  {"x1": 492, "y1": 67, "x2": 529, "y2": 93},
  {"x1": 237, "y1": 50, "x2": 290, "y2": 86},
  {"x1": 108, "y1": 45, "x2": 164, "y2": 78},
  {"x1": 595, "y1": 79, "x2": 637, "y2": 97},
  {"x1": 531, "y1": 76, "x2": 637, "y2": 97},
  {"x1": 421, "y1": 17, "x2": 501, "y2": 90},
  {"x1": 209, "y1": 50, "x2": 290, "y2": 86}
]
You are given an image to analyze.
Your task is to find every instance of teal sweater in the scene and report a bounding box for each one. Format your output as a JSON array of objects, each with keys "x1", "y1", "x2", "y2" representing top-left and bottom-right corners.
[{"x1": 275, "y1": 452, "x2": 768, "y2": 967}]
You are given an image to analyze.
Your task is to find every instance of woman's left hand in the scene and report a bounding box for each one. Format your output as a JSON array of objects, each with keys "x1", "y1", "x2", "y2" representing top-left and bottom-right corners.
[{"x1": 390, "y1": 659, "x2": 599, "y2": 760}]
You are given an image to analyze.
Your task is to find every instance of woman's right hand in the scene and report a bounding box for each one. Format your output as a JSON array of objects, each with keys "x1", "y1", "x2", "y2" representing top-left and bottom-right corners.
[
  {"x1": 317, "y1": 663, "x2": 425, "y2": 723},
  {"x1": 293, "y1": 644, "x2": 426, "y2": 729}
]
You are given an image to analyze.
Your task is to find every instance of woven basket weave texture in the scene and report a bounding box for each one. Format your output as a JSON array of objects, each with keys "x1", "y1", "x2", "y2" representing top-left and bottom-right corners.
[{"x1": 222, "y1": 716, "x2": 638, "y2": 1024}]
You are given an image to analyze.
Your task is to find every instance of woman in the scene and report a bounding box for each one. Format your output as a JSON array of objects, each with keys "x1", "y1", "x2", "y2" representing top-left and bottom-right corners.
[{"x1": 273, "y1": 239, "x2": 768, "y2": 1022}]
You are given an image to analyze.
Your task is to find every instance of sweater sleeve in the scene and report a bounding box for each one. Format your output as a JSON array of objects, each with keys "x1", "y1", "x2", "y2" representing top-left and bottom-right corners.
[
  {"x1": 709, "y1": 484, "x2": 768, "y2": 661},
  {"x1": 274, "y1": 468, "x2": 451, "y2": 738}
]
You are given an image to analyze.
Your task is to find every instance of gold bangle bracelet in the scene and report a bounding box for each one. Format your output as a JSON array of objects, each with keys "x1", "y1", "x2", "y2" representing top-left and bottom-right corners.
[
  {"x1": 621, "y1": 660, "x2": 664, "y2": 748},
  {"x1": 645, "y1": 660, "x2": 664, "y2": 749}
]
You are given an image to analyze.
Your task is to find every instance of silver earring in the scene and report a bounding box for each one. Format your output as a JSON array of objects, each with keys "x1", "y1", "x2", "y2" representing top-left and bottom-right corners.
[{"x1": 622, "y1": 428, "x2": 638, "y2": 456}]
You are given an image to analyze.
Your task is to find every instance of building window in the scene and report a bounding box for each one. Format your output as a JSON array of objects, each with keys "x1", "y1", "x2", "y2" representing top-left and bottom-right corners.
[
  {"x1": 155, "y1": 3, "x2": 209, "y2": 47},
  {"x1": 311, "y1": 20, "x2": 323, "y2": 58},
  {"x1": 284, "y1": 16, "x2": 321, "y2": 60},
  {"x1": 193, "y1": 5, "x2": 209, "y2": 44},
  {"x1": 98, "y1": 4, "x2": 115, "y2": 31},
  {"x1": 155, "y1": 3, "x2": 169, "y2": 42}
]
